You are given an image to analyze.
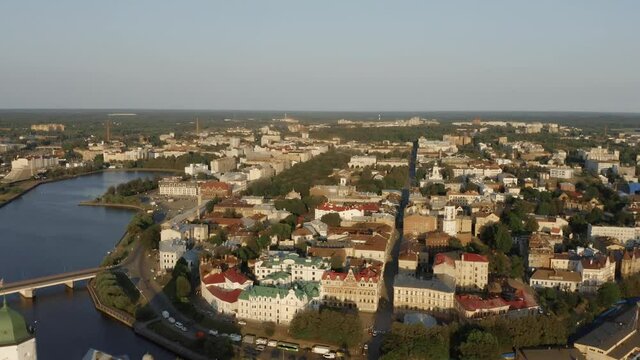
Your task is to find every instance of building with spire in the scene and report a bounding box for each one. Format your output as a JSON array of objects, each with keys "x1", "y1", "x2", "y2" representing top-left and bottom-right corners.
[{"x1": 0, "y1": 300, "x2": 37, "y2": 360}]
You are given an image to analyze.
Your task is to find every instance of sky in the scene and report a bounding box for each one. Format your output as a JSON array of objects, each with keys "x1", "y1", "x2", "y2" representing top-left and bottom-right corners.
[{"x1": 0, "y1": 1, "x2": 639, "y2": 112}]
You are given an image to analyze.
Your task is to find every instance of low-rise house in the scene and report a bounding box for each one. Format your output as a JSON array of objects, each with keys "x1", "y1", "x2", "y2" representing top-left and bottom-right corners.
[
  {"x1": 621, "y1": 247, "x2": 640, "y2": 279},
  {"x1": 527, "y1": 233, "x2": 564, "y2": 269},
  {"x1": 159, "y1": 239, "x2": 187, "y2": 270},
  {"x1": 455, "y1": 291, "x2": 539, "y2": 319},
  {"x1": 473, "y1": 212, "x2": 500, "y2": 236},
  {"x1": 529, "y1": 269, "x2": 582, "y2": 292},
  {"x1": 578, "y1": 255, "x2": 616, "y2": 293},
  {"x1": 573, "y1": 301, "x2": 640, "y2": 360}
]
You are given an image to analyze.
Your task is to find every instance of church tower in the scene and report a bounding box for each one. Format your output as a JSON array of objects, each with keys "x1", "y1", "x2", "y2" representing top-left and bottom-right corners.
[{"x1": 0, "y1": 299, "x2": 37, "y2": 360}]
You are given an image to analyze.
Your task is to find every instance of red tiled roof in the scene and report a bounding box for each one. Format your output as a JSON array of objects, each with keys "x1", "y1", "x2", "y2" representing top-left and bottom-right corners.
[
  {"x1": 202, "y1": 267, "x2": 249, "y2": 285},
  {"x1": 205, "y1": 286, "x2": 243, "y2": 303},
  {"x1": 462, "y1": 253, "x2": 489, "y2": 263},
  {"x1": 456, "y1": 295, "x2": 509, "y2": 311},
  {"x1": 199, "y1": 181, "x2": 231, "y2": 191},
  {"x1": 321, "y1": 267, "x2": 380, "y2": 282},
  {"x1": 316, "y1": 202, "x2": 380, "y2": 212},
  {"x1": 434, "y1": 253, "x2": 455, "y2": 266}
]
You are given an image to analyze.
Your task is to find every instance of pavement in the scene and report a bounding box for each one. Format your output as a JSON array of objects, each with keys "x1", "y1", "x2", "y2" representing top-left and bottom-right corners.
[{"x1": 367, "y1": 140, "x2": 417, "y2": 360}]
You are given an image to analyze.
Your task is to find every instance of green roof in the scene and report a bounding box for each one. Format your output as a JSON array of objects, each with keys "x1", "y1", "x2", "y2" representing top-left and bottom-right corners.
[
  {"x1": 0, "y1": 299, "x2": 33, "y2": 346},
  {"x1": 239, "y1": 282, "x2": 320, "y2": 301},
  {"x1": 260, "y1": 253, "x2": 328, "y2": 270},
  {"x1": 263, "y1": 271, "x2": 291, "y2": 281}
]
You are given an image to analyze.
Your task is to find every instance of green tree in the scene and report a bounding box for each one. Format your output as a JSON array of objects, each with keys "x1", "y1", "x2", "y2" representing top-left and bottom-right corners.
[
  {"x1": 320, "y1": 213, "x2": 341, "y2": 227},
  {"x1": 275, "y1": 199, "x2": 307, "y2": 216},
  {"x1": 270, "y1": 223, "x2": 292, "y2": 241},
  {"x1": 458, "y1": 329, "x2": 499, "y2": 360},
  {"x1": 523, "y1": 215, "x2": 539, "y2": 233},
  {"x1": 176, "y1": 275, "x2": 191, "y2": 299},
  {"x1": 510, "y1": 255, "x2": 525, "y2": 279},
  {"x1": 264, "y1": 321, "x2": 276, "y2": 337},
  {"x1": 140, "y1": 224, "x2": 160, "y2": 250},
  {"x1": 597, "y1": 282, "x2": 621, "y2": 308}
]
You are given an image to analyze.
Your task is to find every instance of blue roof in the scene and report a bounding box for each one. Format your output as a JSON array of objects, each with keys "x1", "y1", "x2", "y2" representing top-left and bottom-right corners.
[{"x1": 627, "y1": 182, "x2": 640, "y2": 194}]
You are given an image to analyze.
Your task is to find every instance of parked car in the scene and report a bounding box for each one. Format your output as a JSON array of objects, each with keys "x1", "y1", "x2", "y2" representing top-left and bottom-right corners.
[
  {"x1": 238, "y1": 320, "x2": 247, "y2": 325},
  {"x1": 256, "y1": 345, "x2": 266, "y2": 351},
  {"x1": 168, "y1": 317, "x2": 176, "y2": 324},
  {"x1": 323, "y1": 352, "x2": 337, "y2": 359},
  {"x1": 161, "y1": 311, "x2": 170, "y2": 319},
  {"x1": 267, "y1": 339, "x2": 278, "y2": 347},
  {"x1": 208, "y1": 329, "x2": 218, "y2": 336},
  {"x1": 256, "y1": 337, "x2": 268, "y2": 346}
]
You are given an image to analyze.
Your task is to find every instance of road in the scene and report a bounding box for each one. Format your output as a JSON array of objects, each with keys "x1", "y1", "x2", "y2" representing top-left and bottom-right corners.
[
  {"x1": 123, "y1": 240, "x2": 207, "y2": 341},
  {"x1": 367, "y1": 140, "x2": 418, "y2": 359}
]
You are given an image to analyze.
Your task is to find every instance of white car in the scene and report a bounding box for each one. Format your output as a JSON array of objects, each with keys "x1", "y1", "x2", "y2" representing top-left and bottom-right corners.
[
  {"x1": 161, "y1": 311, "x2": 170, "y2": 319},
  {"x1": 208, "y1": 329, "x2": 218, "y2": 336},
  {"x1": 323, "y1": 352, "x2": 337, "y2": 359},
  {"x1": 256, "y1": 337, "x2": 268, "y2": 345},
  {"x1": 175, "y1": 322, "x2": 183, "y2": 327},
  {"x1": 238, "y1": 320, "x2": 247, "y2": 325},
  {"x1": 267, "y1": 340, "x2": 278, "y2": 347},
  {"x1": 168, "y1": 317, "x2": 176, "y2": 324},
  {"x1": 256, "y1": 345, "x2": 265, "y2": 351}
]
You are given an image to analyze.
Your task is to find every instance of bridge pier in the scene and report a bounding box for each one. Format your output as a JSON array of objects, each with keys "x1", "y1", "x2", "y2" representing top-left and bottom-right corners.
[
  {"x1": 64, "y1": 280, "x2": 74, "y2": 289},
  {"x1": 19, "y1": 288, "x2": 34, "y2": 298}
]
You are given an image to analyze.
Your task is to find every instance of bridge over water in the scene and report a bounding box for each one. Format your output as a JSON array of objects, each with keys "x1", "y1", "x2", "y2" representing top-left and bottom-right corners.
[{"x1": 0, "y1": 266, "x2": 115, "y2": 298}]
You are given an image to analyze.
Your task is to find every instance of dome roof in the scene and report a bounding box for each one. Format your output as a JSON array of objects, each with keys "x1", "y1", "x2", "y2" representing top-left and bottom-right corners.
[{"x1": 0, "y1": 299, "x2": 33, "y2": 346}]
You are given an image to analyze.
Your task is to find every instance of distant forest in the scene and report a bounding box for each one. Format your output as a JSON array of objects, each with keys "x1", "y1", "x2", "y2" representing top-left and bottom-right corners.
[{"x1": 1, "y1": 109, "x2": 639, "y2": 128}]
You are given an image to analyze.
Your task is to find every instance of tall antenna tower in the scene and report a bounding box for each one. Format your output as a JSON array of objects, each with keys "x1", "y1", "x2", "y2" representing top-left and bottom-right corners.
[{"x1": 105, "y1": 118, "x2": 111, "y2": 142}]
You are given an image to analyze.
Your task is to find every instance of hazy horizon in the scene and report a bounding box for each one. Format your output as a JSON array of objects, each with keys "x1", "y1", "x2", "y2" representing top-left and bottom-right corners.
[{"x1": 1, "y1": 1, "x2": 639, "y2": 112}]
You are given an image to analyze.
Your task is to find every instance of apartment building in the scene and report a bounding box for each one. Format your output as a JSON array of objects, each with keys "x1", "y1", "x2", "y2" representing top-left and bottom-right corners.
[
  {"x1": 31, "y1": 123, "x2": 65, "y2": 132},
  {"x1": 320, "y1": 263, "x2": 382, "y2": 312},
  {"x1": 588, "y1": 225, "x2": 640, "y2": 243},
  {"x1": 549, "y1": 167, "x2": 575, "y2": 179},
  {"x1": 199, "y1": 181, "x2": 232, "y2": 198},
  {"x1": 184, "y1": 163, "x2": 210, "y2": 177},
  {"x1": 393, "y1": 274, "x2": 455, "y2": 312},
  {"x1": 210, "y1": 157, "x2": 237, "y2": 173},
  {"x1": 348, "y1": 155, "x2": 377, "y2": 168},
  {"x1": 237, "y1": 283, "x2": 320, "y2": 324},
  {"x1": 254, "y1": 253, "x2": 330, "y2": 283},
  {"x1": 158, "y1": 177, "x2": 198, "y2": 197},
  {"x1": 200, "y1": 267, "x2": 252, "y2": 314},
  {"x1": 433, "y1": 252, "x2": 489, "y2": 290}
]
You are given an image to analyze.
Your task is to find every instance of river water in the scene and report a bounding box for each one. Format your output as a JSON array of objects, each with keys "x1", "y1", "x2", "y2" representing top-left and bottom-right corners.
[{"x1": 0, "y1": 171, "x2": 175, "y2": 360}]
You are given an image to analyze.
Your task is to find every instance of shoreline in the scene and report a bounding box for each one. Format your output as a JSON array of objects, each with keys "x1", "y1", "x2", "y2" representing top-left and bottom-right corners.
[
  {"x1": 79, "y1": 201, "x2": 147, "y2": 212},
  {"x1": 0, "y1": 167, "x2": 178, "y2": 209}
]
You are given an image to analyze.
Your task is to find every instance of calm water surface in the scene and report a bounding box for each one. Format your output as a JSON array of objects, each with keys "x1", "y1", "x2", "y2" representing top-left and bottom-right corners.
[{"x1": 0, "y1": 171, "x2": 175, "y2": 360}]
